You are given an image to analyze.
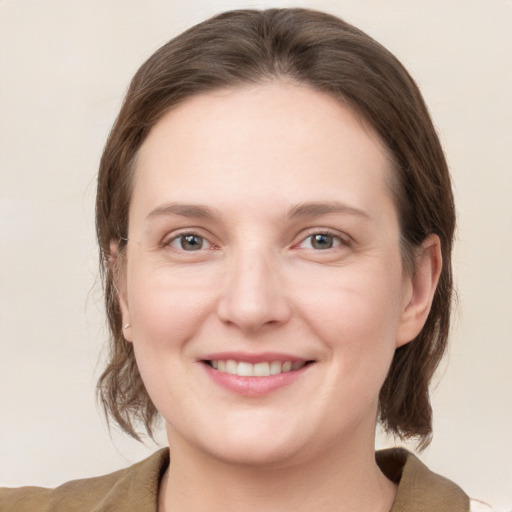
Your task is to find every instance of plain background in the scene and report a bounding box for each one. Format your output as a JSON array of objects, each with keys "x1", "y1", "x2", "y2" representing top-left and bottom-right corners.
[{"x1": 1, "y1": 0, "x2": 511, "y2": 509}]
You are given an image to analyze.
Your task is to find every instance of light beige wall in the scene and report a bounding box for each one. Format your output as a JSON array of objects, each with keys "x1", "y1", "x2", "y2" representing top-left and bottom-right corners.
[{"x1": 1, "y1": 0, "x2": 510, "y2": 509}]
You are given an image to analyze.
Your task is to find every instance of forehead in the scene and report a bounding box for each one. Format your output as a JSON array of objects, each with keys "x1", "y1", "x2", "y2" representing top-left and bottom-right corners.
[{"x1": 131, "y1": 82, "x2": 396, "y2": 223}]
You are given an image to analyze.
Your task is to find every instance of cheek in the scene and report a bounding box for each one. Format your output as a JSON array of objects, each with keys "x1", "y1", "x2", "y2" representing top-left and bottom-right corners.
[
  {"x1": 293, "y1": 261, "x2": 404, "y2": 374},
  {"x1": 125, "y1": 262, "x2": 220, "y2": 353},
  {"x1": 125, "y1": 266, "x2": 219, "y2": 409}
]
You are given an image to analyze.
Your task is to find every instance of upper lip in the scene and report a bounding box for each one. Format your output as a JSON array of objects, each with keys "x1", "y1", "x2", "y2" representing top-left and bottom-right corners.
[{"x1": 201, "y1": 352, "x2": 312, "y2": 364}]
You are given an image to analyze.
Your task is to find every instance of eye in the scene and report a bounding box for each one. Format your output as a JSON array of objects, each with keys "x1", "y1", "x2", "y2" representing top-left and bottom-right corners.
[
  {"x1": 166, "y1": 233, "x2": 213, "y2": 251},
  {"x1": 299, "y1": 232, "x2": 344, "y2": 250}
]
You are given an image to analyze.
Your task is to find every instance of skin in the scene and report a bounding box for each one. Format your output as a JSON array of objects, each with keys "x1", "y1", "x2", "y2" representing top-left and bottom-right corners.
[{"x1": 117, "y1": 82, "x2": 441, "y2": 512}]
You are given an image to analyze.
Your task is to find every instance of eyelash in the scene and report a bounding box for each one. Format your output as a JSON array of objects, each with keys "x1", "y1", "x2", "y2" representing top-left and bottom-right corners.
[
  {"x1": 295, "y1": 229, "x2": 349, "y2": 251},
  {"x1": 162, "y1": 228, "x2": 350, "y2": 253},
  {"x1": 162, "y1": 231, "x2": 217, "y2": 252}
]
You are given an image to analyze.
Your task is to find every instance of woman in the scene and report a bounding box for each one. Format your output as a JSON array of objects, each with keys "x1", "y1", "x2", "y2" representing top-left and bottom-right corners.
[{"x1": 1, "y1": 7, "x2": 478, "y2": 511}]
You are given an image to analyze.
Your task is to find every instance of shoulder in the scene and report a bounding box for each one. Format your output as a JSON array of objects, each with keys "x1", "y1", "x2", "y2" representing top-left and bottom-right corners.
[
  {"x1": 0, "y1": 448, "x2": 169, "y2": 512},
  {"x1": 377, "y1": 447, "x2": 471, "y2": 512}
]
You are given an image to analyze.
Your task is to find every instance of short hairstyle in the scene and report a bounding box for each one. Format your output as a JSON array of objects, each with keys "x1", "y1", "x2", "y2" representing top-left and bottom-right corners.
[{"x1": 96, "y1": 8, "x2": 455, "y2": 448}]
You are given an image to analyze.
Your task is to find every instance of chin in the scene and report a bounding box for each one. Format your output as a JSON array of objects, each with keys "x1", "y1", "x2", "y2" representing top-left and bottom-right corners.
[
  {"x1": 170, "y1": 414, "x2": 313, "y2": 469},
  {"x1": 206, "y1": 435, "x2": 305, "y2": 468}
]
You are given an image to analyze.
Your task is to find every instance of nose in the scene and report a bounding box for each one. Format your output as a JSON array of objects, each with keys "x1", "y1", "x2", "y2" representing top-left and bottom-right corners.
[{"x1": 216, "y1": 248, "x2": 291, "y2": 333}]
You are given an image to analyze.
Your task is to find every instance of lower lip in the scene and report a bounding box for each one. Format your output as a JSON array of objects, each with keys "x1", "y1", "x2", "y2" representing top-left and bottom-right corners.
[{"x1": 203, "y1": 363, "x2": 311, "y2": 396}]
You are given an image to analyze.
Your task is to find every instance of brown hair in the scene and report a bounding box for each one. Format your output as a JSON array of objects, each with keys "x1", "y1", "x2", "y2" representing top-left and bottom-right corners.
[{"x1": 96, "y1": 8, "x2": 455, "y2": 448}]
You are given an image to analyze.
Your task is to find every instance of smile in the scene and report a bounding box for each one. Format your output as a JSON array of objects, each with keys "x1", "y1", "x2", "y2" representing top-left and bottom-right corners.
[
  {"x1": 202, "y1": 355, "x2": 314, "y2": 396},
  {"x1": 208, "y1": 360, "x2": 307, "y2": 377}
]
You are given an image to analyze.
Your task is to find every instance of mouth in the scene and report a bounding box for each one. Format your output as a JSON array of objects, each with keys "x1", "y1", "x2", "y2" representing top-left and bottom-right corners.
[
  {"x1": 200, "y1": 352, "x2": 315, "y2": 395},
  {"x1": 204, "y1": 359, "x2": 313, "y2": 377}
]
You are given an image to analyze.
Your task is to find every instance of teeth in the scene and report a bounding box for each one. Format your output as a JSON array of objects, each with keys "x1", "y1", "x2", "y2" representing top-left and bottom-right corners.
[
  {"x1": 225, "y1": 360, "x2": 237, "y2": 375},
  {"x1": 270, "y1": 361, "x2": 282, "y2": 375},
  {"x1": 210, "y1": 359, "x2": 306, "y2": 376},
  {"x1": 237, "y1": 361, "x2": 253, "y2": 377},
  {"x1": 253, "y1": 362, "x2": 270, "y2": 377}
]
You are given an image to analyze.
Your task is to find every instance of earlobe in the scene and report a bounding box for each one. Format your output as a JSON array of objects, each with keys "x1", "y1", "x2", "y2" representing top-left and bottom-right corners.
[
  {"x1": 396, "y1": 234, "x2": 442, "y2": 347},
  {"x1": 109, "y1": 240, "x2": 133, "y2": 342}
]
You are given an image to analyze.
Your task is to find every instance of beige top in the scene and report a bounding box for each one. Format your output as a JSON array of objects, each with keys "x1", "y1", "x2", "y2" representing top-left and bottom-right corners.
[{"x1": 0, "y1": 447, "x2": 470, "y2": 511}]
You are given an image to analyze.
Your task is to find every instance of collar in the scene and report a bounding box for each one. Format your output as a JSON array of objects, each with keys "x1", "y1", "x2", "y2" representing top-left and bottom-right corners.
[
  {"x1": 377, "y1": 448, "x2": 469, "y2": 512},
  {"x1": 91, "y1": 447, "x2": 469, "y2": 512},
  {"x1": 90, "y1": 448, "x2": 169, "y2": 512}
]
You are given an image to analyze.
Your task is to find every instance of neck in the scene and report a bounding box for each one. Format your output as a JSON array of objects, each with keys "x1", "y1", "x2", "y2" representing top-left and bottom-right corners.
[{"x1": 159, "y1": 430, "x2": 396, "y2": 512}]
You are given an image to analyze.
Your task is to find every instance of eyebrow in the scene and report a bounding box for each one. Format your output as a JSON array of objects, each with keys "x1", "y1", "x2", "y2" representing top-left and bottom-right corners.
[
  {"x1": 145, "y1": 200, "x2": 369, "y2": 222},
  {"x1": 146, "y1": 202, "x2": 221, "y2": 221},
  {"x1": 287, "y1": 201, "x2": 370, "y2": 220}
]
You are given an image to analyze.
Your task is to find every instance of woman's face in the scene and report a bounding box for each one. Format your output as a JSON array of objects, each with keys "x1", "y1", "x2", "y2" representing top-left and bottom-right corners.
[{"x1": 120, "y1": 82, "x2": 427, "y2": 466}]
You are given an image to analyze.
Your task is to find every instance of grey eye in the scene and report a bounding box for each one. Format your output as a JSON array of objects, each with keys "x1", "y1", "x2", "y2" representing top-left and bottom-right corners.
[
  {"x1": 310, "y1": 233, "x2": 335, "y2": 250},
  {"x1": 179, "y1": 234, "x2": 205, "y2": 251},
  {"x1": 166, "y1": 232, "x2": 215, "y2": 252}
]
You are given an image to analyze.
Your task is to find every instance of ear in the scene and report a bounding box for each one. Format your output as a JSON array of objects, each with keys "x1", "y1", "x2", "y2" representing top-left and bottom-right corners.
[
  {"x1": 396, "y1": 234, "x2": 442, "y2": 348},
  {"x1": 110, "y1": 240, "x2": 133, "y2": 342}
]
